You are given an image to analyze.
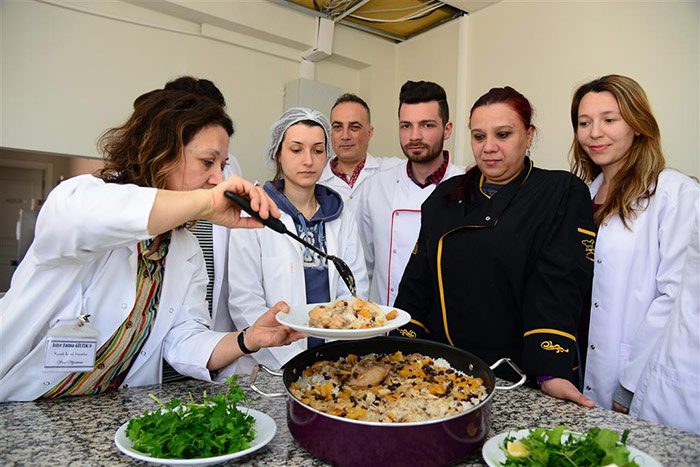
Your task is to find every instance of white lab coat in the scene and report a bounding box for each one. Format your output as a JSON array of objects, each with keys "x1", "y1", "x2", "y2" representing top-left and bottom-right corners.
[
  {"x1": 629, "y1": 196, "x2": 700, "y2": 434},
  {"x1": 318, "y1": 153, "x2": 403, "y2": 217},
  {"x1": 583, "y1": 169, "x2": 699, "y2": 409},
  {"x1": 210, "y1": 157, "x2": 242, "y2": 334},
  {"x1": 357, "y1": 155, "x2": 464, "y2": 306},
  {"x1": 0, "y1": 175, "x2": 227, "y2": 402},
  {"x1": 224, "y1": 207, "x2": 369, "y2": 375}
]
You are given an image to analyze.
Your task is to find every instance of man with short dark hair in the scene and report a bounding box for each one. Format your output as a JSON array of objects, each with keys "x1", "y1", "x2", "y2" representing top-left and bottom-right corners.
[
  {"x1": 319, "y1": 93, "x2": 401, "y2": 215},
  {"x1": 358, "y1": 81, "x2": 463, "y2": 306}
]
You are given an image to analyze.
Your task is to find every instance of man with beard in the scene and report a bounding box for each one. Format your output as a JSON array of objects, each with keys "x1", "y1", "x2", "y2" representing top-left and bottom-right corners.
[
  {"x1": 357, "y1": 80, "x2": 463, "y2": 306},
  {"x1": 319, "y1": 93, "x2": 402, "y2": 217}
]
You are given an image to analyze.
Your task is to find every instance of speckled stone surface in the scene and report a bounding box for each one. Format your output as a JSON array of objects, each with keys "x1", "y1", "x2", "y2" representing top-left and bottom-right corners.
[{"x1": 1, "y1": 373, "x2": 698, "y2": 466}]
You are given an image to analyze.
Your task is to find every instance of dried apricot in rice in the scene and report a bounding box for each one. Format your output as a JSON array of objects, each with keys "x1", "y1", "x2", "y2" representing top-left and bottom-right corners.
[
  {"x1": 346, "y1": 407, "x2": 367, "y2": 420},
  {"x1": 386, "y1": 309, "x2": 398, "y2": 320},
  {"x1": 357, "y1": 309, "x2": 372, "y2": 319},
  {"x1": 319, "y1": 383, "x2": 334, "y2": 398}
]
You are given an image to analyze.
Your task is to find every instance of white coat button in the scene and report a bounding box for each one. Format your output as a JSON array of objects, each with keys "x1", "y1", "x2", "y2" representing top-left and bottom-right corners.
[
  {"x1": 586, "y1": 385, "x2": 592, "y2": 391},
  {"x1": 590, "y1": 345, "x2": 595, "y2": 350},
  {"x1": 392, "y1": 249, "x2": 397, "y2": 254},
  {"x1": 594, "y1": 302, "x2": 599, "y2": 308},
  {"x1": 390, "y1": 288, "x2": 395, "y2": 292},
  {"x1": 43, "y1": 381, "x2": 51, "y2": 386},
  {"x1": 485, "y1": 216, "x2": 491, "y2": 221},
  {"x1": 121, "y1": 303, "x2": 127, "y2": 309},
  {"x1": 122, "y1": 384, "x2": 129, "y2": 390},
  {"x1": 140, "y1": 351, "x2": 146, "y2": 356},
  {"x1": 169, "y1": 308, "x2": 174, "y2": 313},
  {"x1": 596, "y1": 259, "x2": 602, "y2": 264}
]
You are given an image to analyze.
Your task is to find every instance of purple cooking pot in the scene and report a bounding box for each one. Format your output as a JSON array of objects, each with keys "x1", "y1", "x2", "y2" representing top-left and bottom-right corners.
[{"x1": 250, "y1": 337, "x2": 525, "y2": 467}]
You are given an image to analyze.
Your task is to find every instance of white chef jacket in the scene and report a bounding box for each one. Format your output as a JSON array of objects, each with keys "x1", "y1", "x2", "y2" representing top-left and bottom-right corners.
[
  {"x1": 629, "y1": 196, "x2": 700, "y2": 435},
  {"x1": 318, "y1": 153, "x2": 403, "y2": 217},
  {"x1": 0, "y1": 175, "x2": 227, "y2": 402},
  {"x1": 224, "y1": 207, "x2": 369, "y2": 375},
  {"x1": 210, "y1": 157, "x2": 242, "y2": 333},
  {"x1": 583, "y1": 169, "x2": 699, "y2": 409},
  {"x1": 357, "y1": 154, "x2": 464, "y2": 306}
]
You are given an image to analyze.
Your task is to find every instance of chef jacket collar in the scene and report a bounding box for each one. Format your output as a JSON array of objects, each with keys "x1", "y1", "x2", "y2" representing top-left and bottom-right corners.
[{"x1": 459, "y1": 157, "x2": 534, "y2": 227}]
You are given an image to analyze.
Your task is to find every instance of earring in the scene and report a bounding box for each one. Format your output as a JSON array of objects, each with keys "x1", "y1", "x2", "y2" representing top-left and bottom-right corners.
[{"x1": 526, "y1": 147, "x2": 531, "y2": 159}]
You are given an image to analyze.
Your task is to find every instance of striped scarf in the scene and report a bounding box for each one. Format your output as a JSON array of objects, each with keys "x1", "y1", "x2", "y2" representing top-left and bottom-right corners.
[{"x1": 43, "y1": 235, "x2": 169, "y2": 398}]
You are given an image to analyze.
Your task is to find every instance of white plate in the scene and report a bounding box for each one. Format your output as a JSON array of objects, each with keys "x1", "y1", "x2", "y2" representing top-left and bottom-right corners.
[
  {"x1": 276, "y1": 303, "x2": 411, "y2": 340},
  {"x1": 482, "y1": 428, "x2": 661, "y2": 467},
  {"x1": 114, "y1": 407, "x2": 276, "y2": 466}
]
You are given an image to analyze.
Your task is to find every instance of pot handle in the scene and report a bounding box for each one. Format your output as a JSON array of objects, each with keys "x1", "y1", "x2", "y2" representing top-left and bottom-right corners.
[
  {"x1": 490, "y1": 357, "x2": 527, "y2": 391},
  {"x1": 250, "y1": 364, "x2": 286, "y2": 398}
]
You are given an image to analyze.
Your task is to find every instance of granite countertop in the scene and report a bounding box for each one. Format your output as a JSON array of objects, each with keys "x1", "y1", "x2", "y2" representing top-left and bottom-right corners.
[{"x1": 1, "y1": 372, "x2": 698, "y2": 466}]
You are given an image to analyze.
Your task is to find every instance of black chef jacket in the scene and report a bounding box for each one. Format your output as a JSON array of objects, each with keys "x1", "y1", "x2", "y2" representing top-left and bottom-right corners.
[{"x1": 392, "y1": 158, "x2": 595, "y2": 381}]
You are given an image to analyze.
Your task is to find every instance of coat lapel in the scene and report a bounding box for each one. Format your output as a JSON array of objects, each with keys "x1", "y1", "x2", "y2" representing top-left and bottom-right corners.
[{"x1": 128, "y1": 230, "x2": 199, "y2": 376}]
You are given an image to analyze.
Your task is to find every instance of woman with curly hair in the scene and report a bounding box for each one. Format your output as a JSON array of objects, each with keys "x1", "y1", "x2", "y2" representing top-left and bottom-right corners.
[{"x1": 0, "y1": 78, "x2": 303, "y2": 401}]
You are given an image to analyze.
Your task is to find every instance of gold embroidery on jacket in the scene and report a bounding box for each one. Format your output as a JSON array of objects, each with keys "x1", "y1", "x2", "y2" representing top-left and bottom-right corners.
[
  {"x1": 581, "y1": 239, "x2": 595, "y2": 262},
  {"x1": 541, "y1": 341, "x2": 569, "y2": 353},
  {"x1": 398, "y1": 328, "x2": 417, "y2": 338}
]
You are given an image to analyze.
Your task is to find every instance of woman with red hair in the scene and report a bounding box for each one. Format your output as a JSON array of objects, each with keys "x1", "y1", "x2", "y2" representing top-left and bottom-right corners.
[{"x1": 393, "y1": 86, "x2": 596, "y2": 406}]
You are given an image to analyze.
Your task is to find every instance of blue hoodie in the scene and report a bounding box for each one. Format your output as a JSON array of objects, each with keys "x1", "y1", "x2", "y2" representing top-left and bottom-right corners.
[{"x1": 264, "y1": 180, "x2": 344, "y2": 305}]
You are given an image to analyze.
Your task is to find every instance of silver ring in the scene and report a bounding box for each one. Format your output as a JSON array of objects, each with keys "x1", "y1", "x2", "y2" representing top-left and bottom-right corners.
[{"x1": 253, "y1": 180, "x2": 260, "y2": 187}]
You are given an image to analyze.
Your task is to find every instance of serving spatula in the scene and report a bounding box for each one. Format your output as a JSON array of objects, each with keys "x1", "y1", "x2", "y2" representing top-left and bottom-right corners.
[{"x1": 224, "y1": 191, "x2": 357, "y2": 297}]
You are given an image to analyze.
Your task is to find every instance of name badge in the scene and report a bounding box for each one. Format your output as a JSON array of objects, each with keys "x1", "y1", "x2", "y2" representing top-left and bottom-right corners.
[{"x1": 43, "y1": 314, "x2": 99, "y2": 373}]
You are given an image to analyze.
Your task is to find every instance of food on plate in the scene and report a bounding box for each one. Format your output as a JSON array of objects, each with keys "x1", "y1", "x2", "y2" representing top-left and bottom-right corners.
[
  {"x1": 506, "y1": 440, "x2": 530, "y2": 458},
  {"x1": 500, "y1": 425, "x2": 640, "y2": 466},
  {"x1": 125, "y1": 376, "x2": 256, "y2": 459},
  {"x1": 308, "y1": 298, "x2": 398, "y2": 329},
  {"x1": 289, "y1": 351, "x2": 488, "y2": 423}
]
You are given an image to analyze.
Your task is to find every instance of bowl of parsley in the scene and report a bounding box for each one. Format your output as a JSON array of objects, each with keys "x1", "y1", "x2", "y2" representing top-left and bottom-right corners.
[
  {"x1": 482, "y1": 425, "x2": 661, "y2": 466},
  {"x1": 114, "y1": 376, "x2": 276, "y2": 465}
]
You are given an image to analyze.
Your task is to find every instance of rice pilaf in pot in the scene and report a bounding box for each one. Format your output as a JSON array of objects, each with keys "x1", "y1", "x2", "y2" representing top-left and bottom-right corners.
[{"x1": 289, "y1": 351, "x2": 488, "y2": 423}]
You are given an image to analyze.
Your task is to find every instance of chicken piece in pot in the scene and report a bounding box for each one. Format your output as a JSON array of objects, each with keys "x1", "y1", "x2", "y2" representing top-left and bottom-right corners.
[{"x1": 347, "y1": 357, "x2": 390, "y2": 387}]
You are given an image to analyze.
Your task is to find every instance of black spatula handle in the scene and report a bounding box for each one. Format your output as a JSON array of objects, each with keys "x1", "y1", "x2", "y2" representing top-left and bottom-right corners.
[{"x1": 224, "y1": 191, "x2": 287, "y2": 234}]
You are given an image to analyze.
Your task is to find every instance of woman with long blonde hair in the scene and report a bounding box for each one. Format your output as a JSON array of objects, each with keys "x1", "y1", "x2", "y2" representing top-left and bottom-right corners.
[{"x1": 570, "y1": 74, "x2": 698, "y2": 416}]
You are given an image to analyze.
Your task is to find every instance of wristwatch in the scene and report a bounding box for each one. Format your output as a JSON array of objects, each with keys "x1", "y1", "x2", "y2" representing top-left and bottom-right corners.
[{"x1": 237, "y1": 327, "x2": 258, "y2": 354}]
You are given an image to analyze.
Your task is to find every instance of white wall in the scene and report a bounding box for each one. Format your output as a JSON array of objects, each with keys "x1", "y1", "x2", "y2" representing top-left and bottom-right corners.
[
  {"x1": 3, "y1": 0, "x2": 698, "y2": 180},
  {"x1": 397, "y1": 19, "x2": 461, "y2": 159},
  {"x1": 1, "y1": 0, "x2": 397, "y2": 181},
  {"x1": 466, "y1": 0, "x2": 700, "y2": 177}
]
